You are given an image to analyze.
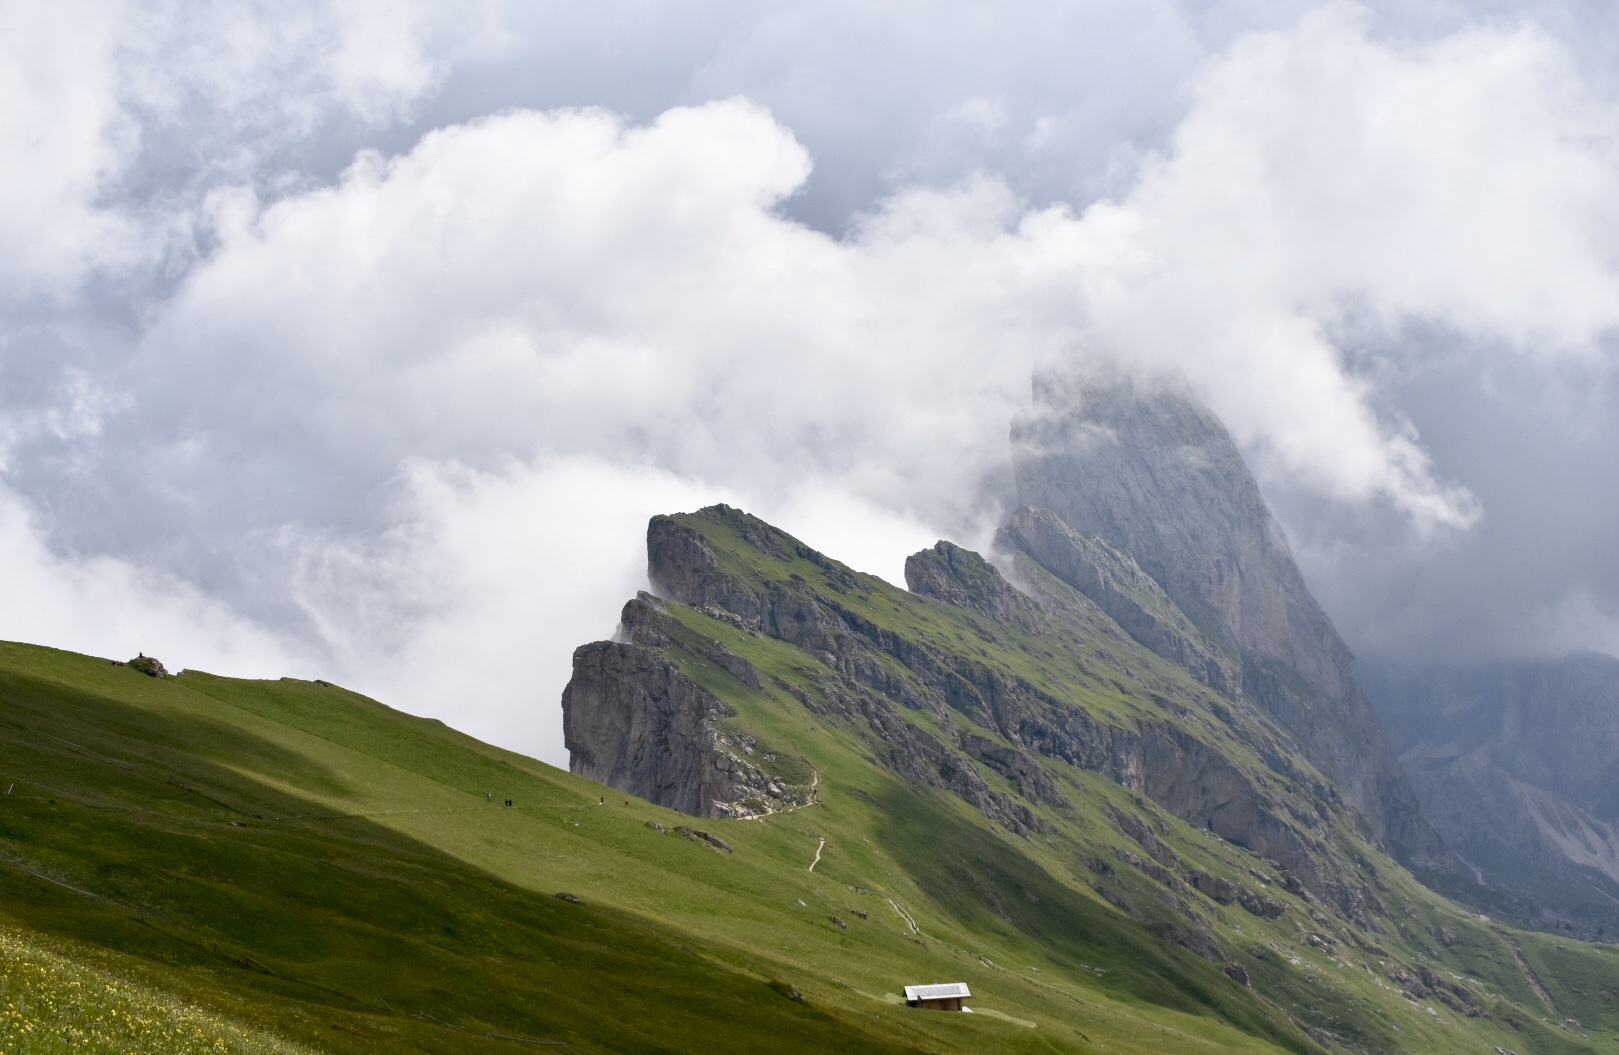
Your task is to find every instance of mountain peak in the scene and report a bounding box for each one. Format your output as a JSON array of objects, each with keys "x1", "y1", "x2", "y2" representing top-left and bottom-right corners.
[{"x1": 1011, "y1": 373, "x2": 1440, "y2": 863}]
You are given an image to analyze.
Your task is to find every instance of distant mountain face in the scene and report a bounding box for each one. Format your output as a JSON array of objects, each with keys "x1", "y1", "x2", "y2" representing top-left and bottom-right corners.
[
  {"x1": 1009, "y1": 373, "x2": 1441, "y2": 866},
  {"x1": 1364, "y1": 653, "x2": 1619, "y2": 938}
]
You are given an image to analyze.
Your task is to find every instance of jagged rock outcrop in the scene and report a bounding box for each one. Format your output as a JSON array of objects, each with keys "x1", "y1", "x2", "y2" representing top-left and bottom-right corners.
[
  {"x1": 646, "y1": 513, "x2": 1048, "y2": 835},
  {"x1": 1010, "y1": 373, "x2": 1440, "y2": 865},
  {"x1": 549, "y1": 501, "x2": 1594, "y2": 1048},
  {"x1": 1366, "y1": 653, "x2": 1619, "y2": 935},
  {"x1": 904, "y1": 541, "x2": 1030, "y2": 627},
  {"x1": 998, "y1": 505, "x2": 1239, "y2": 698},
  {"x1": 562, "y1": 640, "x2": 739, "y2": 817},
  {"x1": 563, "y1": 622, "x2": 805, "y2": 820}
]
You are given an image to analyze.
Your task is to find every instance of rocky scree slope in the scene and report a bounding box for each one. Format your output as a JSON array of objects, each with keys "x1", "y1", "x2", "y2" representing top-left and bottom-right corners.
[{"x1": 1010, "y1": 373, "x2": 1440, "y2": 866}]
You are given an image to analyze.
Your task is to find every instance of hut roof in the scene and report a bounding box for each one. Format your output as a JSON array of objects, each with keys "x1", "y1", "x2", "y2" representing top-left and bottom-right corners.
[{"x1": 904, "y1": 982, "x2": 971, "y2": 1001}]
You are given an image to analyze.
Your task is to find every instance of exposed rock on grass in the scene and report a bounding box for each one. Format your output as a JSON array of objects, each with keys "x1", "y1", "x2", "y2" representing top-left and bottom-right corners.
[{"x1": 126, "y1": 655, "x2": 169, "y2": 678}]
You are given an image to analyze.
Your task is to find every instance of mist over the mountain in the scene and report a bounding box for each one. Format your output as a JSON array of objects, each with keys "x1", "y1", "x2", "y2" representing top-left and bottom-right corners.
[{"x1": 6, "y1": 1, "x2": 1619, "y2": 762}]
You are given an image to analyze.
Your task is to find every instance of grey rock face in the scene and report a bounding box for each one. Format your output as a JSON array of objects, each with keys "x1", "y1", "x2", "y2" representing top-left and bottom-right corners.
[
  {"x1": 562, "y1": 639, "x2": 738, "y2": 817},
  {"x1": 127, "y1": 655, "x2": 169, "y2": 678},
  {"x1": 1010, "y1": 374, "x2": 1437, "y2": 864},
  {"x1": 649, "y1": 512, "x2": 1049, "y2": 836},
  {"x1": 563, "y1": 620, "x2": 803, "y2": 820},
  {"x1": 998, "y1": 505, "x2": 1239, "y2": 698},
  {"x1": 647, "y1": 515, "x2": 720, "y2": 602},
  {"x1": 1365, "y1": 653, "x2": 1619, "y2": 935},
  {"x1": 1011, "y1": 375, "x2": 1309, "y2": 665},
  {"x1": 904, "y1": 541, "x2": 1029, "y2": 626}
]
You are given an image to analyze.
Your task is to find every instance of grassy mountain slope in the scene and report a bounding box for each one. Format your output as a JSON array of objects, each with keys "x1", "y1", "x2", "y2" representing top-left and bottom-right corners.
[
  {"x1": 577, "y1": 506, "x2": 1619, "y2": 1054},
  {"x1": 0, "y1": 640, "x2": 1282, "y2": 1054},
  {"x1": 0, "y1": 509, "x2": 1614, "y2": 1052}
]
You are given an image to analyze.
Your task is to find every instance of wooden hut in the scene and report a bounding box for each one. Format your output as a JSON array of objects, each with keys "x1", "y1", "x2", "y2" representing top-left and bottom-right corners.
[{"x1": 903, "y1": 982, "x2": 971, "y2": 1011}]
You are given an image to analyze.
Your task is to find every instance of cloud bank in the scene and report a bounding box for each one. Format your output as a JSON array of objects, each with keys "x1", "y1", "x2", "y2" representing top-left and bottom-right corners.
[{"x1": 5, "y1": 2, "x2": 1619, "y2": 760}]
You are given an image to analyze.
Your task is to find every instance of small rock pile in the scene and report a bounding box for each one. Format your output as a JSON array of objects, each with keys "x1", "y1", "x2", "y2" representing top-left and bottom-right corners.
[{"x1": 126, "y1": 654, "x2": 169, "y2": 678}]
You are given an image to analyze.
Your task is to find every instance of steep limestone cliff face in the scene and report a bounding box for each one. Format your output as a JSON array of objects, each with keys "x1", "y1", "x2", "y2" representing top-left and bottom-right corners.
[
  {"x1": 1366, "y1": 653, "x2": 1619, "y2": 935},
  {"x1": 546, "y1": 505, "x2": 1607, "y2": 1050},
  {"x1": 563, "y1": 605, "x2": 812, "y2": 820},
  {"x1": 1011, "y1": 374, "x2": 1439, "y2": 865},
  {"x1": 562, "y1": 639, "x2": 737, "y2": 816},
  {"x1": 903, "y1": 539, "x2": 1377, "y2": 923},
  {"x1": 646, "y1": 515, "x2": 1048, "y2": 835}
]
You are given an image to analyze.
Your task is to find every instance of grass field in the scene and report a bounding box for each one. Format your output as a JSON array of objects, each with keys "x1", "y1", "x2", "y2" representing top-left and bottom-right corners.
[
  {"x1": 0, "y1": 508, "x2": 1616, "y2": 1053},
  {"x1": 0, "y1": 924, "x2": 315, "y2": 1054}
]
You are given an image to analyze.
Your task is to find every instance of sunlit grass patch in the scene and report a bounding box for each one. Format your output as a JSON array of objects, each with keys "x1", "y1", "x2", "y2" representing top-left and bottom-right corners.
[{"x1": 0, "y1": 925, "x2": 312, "y2": 1055}]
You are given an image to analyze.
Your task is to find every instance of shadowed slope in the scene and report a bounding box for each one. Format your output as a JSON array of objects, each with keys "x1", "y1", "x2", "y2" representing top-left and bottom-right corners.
[{"x1": 0, "y1": 644, "x2": 929, "y2": 1055}]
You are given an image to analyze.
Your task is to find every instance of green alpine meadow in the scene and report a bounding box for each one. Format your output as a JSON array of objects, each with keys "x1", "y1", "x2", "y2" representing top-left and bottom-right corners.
[
  {"x1": 10, "y1": 6, "x2": 1619, "y2": 1053},
  {"x1": 4, "y1": 502, "x2": 1618, "y2": 1054}
]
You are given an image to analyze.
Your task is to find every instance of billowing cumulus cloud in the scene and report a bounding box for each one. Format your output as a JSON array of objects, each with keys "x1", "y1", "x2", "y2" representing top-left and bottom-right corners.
[
  {"x1": 0, "y1": 0, "x2": 497, "y2": 297},
  {"x1": 5, "y1": 2, "x2": 1619, "y2": 760},
  {"x1": 1068, "y1": 5, "x2": 1619, "y2": 530}
]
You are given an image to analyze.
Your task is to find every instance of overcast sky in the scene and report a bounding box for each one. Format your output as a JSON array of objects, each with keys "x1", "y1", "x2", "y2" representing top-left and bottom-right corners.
[{"x1": 6, "y1": 0, "x2": 1619, "y2": 762}]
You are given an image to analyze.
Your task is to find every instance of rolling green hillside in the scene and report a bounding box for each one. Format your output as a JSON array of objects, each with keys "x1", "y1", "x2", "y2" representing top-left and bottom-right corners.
[{"x1": 1, "y1": 509, "x2": 1617, "y2": 1053}]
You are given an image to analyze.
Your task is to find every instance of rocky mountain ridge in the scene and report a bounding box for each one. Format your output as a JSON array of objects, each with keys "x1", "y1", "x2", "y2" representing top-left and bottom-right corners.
[
  {"x1": 999, "y1": 503, "x2": 1241, "y2": 699},
  {"x1": 1010, "y1": 373, "x2": 1440, "y2": 865},
  {"x1": 568, "y1": 505, "x2": 1390, "y2": 932}
]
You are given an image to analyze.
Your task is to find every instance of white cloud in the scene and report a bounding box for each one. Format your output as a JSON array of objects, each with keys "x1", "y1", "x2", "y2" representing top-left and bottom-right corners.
[
  {"x1": 153, "y1": 13, "x2": 1619, "y2": 549},
  {"x1": 0, "y1": 0, "x2": 133, "y2": 295},
  {"x1": 282, "y1": 457, "x2": 725, "y2": 761},
  {"x1": 0, "y1": 0, "x2": 497, "y2": 299},
  {"x1": 0, "y1": 482, "x2": 299, "y2": 675},
  {"x1": 10, "y1": 2, "x2": 1619, "y2": 756},
  {"x1": 1062, "y1": 4, "x2": 1619, "y2": 531},
  {"x1": 143, "y1": 101, "x2": 1052, "y2": 534}
]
